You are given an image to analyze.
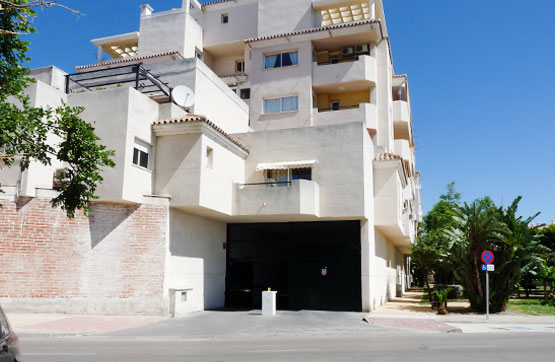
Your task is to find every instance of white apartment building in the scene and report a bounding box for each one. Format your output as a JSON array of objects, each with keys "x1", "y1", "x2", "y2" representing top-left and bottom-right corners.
[{"x1": 0, "y1": 0, "x2": 420, "y2": 315}]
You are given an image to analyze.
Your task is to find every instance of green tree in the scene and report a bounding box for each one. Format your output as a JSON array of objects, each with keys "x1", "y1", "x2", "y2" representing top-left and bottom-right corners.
[
  {"x1": 419, "y1": 181, "x2": 461, "y2": 284},
  {"x1": 444, "y1": 197, "x2": 544, "y2": 312},
  {"x1": 0, "y1": 0, "x2": 114, "y2": 217}
]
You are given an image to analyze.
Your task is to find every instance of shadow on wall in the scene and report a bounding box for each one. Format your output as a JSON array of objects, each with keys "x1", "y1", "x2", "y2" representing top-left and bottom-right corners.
[
  {"x1": 15, "y1": 197, "x2": 32, "y2": 211},
  {"x1": 87, "y1": 204, "x2": 139, "y2": 248}
]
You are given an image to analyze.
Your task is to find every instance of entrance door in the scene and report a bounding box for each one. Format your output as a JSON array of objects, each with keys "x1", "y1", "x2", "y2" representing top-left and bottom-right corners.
[{"x1": 225, "y1": 221, "x2": 361, "y2": 311}]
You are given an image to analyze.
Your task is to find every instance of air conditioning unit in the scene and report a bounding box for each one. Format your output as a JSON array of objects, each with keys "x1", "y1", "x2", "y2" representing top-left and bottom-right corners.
[
  {"x1": 341, "y1": 46, "x2": 354, "y2": 56},
  {"x1": 355, "y1": 44, "x2": 369, "y2": 54}
]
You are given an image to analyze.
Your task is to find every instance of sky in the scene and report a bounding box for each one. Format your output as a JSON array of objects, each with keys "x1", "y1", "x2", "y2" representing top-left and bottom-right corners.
[{"x1": 23, "y1": 0, "x2": 555, "y2": 224}]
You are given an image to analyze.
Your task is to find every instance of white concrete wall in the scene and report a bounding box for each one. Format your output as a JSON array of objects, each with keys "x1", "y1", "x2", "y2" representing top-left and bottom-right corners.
[
  {"x1": 154, "y1": 132, "x2": 245, "y2": 214},
  {"x1": 233, "y1": 122, "x2": 367, "y2": 218},
  {"x1": 193, "y1": 61, "x2": 249, "y2": 133},
  {"x1": 167, "y1": 209, "x2": 227, "y2": 311},
  {"x1": 18, "y1": 80, "x2": 68, "y2": 197},
  {"x1": 375, "y1": 39, "x2": 394, "y2": 152},
  {"x1": 139, "y1": 10, "x2": 187, "y2": 56},
  {"x1": 154, "y1": 133, "x2": 202, "y2": 206},
  {"x1": 257, "y1": 0, "x2": 314, "y2": 37},
  {"x1": 249, "y1": 41, "x2": 313, "y2": 131},
  {"x1": 146, "y1": 59, "x2": 249, "y2": 134},
  {"x1": 122, "y1": 89, "x2": 159, "y2": 203},
  {"x1": 68, "y1": 87, "x2": 158, "y2": 204},
  {"x1": 211, "y1": 55, "x2": 244, "y2": 77},
  {"x1": 193, "y1": 1, "x2": 258, "y2": 47},
  {"x1": 369, "y1": 228, "x2": 405, "y2": 309}
]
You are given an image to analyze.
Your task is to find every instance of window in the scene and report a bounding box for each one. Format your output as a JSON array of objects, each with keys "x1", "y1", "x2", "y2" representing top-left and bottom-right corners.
[
  {"x1": 235, "y1": 60, "x2": 245, "y2": 73},
  {"x1": 331, "y1": 101, "x2": 340, "y2": 111},
  {"x1": 264, "y1": 51, "x2": 299, "y2": 69},
  {"x1": 206, "y1": 147, "x2": 213, "y2": 168},
  {"x1": 263, "y1": 95, "x2": 298, "y2": 114},
  {"x1": 240, "y1": 88, "x2": 251, "y2": 100},
  {"x1": 133, "y1": 139, "x2": 150, "y2": 169},
  {"x1": 221, "y1": 13, "x2": 229, "y2": 24},
  {"x1": 265, "y1": 168, "x2": 312, "y2": 186},
  {"x1": 292, "y1": 168, "x2": 312, "y2": 181},
  {"x1": 195, "y1": 49, "x2": 203, "y2": 60}
]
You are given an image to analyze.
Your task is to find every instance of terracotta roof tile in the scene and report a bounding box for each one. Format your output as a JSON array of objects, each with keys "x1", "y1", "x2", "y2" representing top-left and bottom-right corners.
[
  {"x1": 75, "y1": 51, "x2": 183, "y2": 71},
  {"x1": 245, "y1": 19, "x2": 381, "y2": 43},
  {"x1": 201, "y1": 0, "x2": 235, "y2": 9},
  {"x1": 153, "y1": 114, "x2": 249, "y2": 153}
]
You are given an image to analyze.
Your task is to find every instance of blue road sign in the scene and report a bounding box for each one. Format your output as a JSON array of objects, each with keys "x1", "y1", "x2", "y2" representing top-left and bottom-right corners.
[{"x1": 481, "y1": 264, "x2": 487, "y2": 271}]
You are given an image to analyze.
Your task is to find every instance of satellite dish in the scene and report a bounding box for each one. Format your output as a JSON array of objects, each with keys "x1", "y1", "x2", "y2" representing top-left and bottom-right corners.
[{"x1": 171, "y1": 85, "x2": 195, "y2": 108}]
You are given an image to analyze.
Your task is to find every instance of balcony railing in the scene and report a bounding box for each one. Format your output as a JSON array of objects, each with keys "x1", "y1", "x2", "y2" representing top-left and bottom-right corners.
[
  {"x1": 234, "y1": 179, "x2": 320, "y2": 217},
  {"x1": 65, "y1": 64, "x2": 169, "y2": 98},
  {"x1": 238, "y1": 181, "x2": 292, "y2": 188},
  {"x1": 317, "y1": 104, "x2": 360, "y2": 112}
]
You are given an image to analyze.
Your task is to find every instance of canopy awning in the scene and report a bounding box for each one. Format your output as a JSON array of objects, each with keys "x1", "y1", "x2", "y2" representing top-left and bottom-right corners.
[{"x1": 256, "y1": 160, "x2": 317, "y2": 172}]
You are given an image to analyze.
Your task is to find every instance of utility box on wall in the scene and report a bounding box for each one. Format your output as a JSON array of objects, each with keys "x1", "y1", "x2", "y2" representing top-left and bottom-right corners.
[{"x1": 169, "y1": 288, "x2": 193, "y2": 317}]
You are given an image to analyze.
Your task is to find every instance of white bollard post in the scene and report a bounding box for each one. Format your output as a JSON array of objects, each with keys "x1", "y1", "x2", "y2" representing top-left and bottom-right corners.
[{"x1": 262, "y1": 290, "x2": 277, "y2": 316}]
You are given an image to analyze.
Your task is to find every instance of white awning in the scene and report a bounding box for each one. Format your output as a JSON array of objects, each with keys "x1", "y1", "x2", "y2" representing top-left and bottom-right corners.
[{"x1": 256, "y1": 160, "x2": 317, "y2": 171}]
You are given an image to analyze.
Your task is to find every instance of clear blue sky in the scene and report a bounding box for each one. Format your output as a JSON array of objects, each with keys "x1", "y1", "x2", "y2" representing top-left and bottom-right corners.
[{"x1": 25, "y1": 0, "x2": 555, "y2": 223}]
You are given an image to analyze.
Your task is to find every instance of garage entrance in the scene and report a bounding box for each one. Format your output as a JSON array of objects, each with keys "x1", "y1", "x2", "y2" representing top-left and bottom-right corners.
[{"x1": 225, "y1": 221, "x2": 361, "y2": 311}]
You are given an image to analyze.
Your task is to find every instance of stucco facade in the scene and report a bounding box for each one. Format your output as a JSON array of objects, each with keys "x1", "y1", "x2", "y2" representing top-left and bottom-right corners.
[{"x1": 0, "y1": 0, "x2": 421, "y2": 315}]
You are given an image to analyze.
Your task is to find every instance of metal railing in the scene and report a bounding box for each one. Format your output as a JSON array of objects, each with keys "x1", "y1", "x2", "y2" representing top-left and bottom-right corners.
[
  {"x1": 238, "y1": 181, "x2": 292, "y2": 188},
  {"x1": 315, "y1": 52, "x2": 370, "y2": 66},
  {"x1": 64, "y1": 64, "x2": 170, "y2": 97}
]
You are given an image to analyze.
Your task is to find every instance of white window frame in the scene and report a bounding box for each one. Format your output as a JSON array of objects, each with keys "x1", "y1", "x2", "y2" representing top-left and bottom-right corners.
[
  {"x1": 263, "y1": 95, "x2": 299, "y2": 114},
  {"x1": 263, "y1": 50, "x2": 299, "y2": 70},
  {"x1": 132, "y1": 138, "x2": 151, "y2": 170}
]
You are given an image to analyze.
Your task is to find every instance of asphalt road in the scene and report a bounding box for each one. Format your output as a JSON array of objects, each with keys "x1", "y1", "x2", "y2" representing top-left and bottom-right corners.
[{"x1": 20, "y1": 332, "x2": 555, "y2": 362}]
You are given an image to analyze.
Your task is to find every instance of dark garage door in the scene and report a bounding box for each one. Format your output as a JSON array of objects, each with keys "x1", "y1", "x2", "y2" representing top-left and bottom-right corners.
[{"x1": 225, "y1": 221, "x2": 361, "y2": 311}]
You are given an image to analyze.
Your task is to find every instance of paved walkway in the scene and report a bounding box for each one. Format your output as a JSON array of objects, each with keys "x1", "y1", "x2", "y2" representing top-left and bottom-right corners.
[
  {"x1": 366, "y1": 289, "x2": 555, "y2": 333},
  {"x1": 8, "y1": 313, "x2": 166, "y2": 335},
  {"x1": 9, "y1": 290, "x2": 555, "y2": 336}
]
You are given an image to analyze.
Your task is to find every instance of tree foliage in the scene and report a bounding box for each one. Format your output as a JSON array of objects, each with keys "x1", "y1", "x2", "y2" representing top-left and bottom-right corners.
[
  {"x1": 443, "y1": 197, "x2": 544, "y2": 313},
  {"x1": 0, "y1": 0, "x2": 114, "y2": 217},
  {"x1": 411, "y1": 182, "x2": 460, "y2": 287}
]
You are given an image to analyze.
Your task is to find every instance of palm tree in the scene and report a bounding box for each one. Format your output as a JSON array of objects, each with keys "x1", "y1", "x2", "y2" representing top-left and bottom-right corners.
[
  {"x1": 444, "y1": 197, "x2": 544, "y2": 313},
  {"x1": 443, "y1": 198, "x2": 509, "y2": 312}
]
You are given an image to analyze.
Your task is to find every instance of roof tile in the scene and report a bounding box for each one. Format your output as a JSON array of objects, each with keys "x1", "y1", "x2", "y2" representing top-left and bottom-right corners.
[{"x1": 153, "y1": 114, "x2": 249, "y2": 153}]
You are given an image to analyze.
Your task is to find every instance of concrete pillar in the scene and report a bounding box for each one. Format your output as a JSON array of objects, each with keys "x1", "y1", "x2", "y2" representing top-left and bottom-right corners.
[{"x1": 140, "y1": 4, "x2": 153, "y2": 17}]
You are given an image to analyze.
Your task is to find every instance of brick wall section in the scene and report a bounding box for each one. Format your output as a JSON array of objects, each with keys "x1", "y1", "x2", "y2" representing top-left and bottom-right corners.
[{"x1": 0, "y1": 198, "x2": 167, "y2": 300}]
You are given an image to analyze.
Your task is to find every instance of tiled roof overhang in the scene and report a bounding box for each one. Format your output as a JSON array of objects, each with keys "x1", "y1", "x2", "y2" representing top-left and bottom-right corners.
[
  {"x1": 201, "y1": 0, "x2": 235, "y2": 9},
  {"x1": 75, "y1": 51, "x2": 184, "y2": 71},
  {"x1": 153, "y1": 114, "x2": 249, "y2": 154},
  {"x1": 245, "y1": 19, "x2": 383, "y2": 44}
]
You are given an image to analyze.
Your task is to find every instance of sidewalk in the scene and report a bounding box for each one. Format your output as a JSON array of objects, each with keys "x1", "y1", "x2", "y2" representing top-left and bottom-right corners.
[
  {"x1": 7, "y1": 313, "x2": 166, "y2": 335},
  {"x1": 366, "y1": 289, "x2": 555, "y2": 333}
]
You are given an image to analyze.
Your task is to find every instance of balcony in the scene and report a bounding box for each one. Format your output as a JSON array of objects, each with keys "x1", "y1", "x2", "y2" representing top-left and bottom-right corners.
[
  {"x1": 312, "y1": 102, "x2": 377, "y2": 130},
  {"x1": 313, "y1": 55, "x2": 376, "y2": 87},
  {"x1": 394, "y1": 139, "x2": 411, "y2": 162},
  {"x1": 234, "y1": 180, "x2": 320, "y2": 217},
  {"x1": 373, "y1": 159, "x2": 412, "y2": 252},
  {"x1": 393, "y1": 100, "x2": 412, "y2": 141}
]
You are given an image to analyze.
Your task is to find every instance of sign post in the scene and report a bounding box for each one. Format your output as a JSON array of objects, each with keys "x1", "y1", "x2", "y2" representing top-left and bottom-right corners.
[{"x1": 481, "y1": 250, "x2": 495, "y2": 320}]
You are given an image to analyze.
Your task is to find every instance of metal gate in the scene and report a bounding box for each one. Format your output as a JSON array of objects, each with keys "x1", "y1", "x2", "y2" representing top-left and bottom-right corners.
[{"x1": 225, "y1": 221, "x2": 361, "y2": 311}]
